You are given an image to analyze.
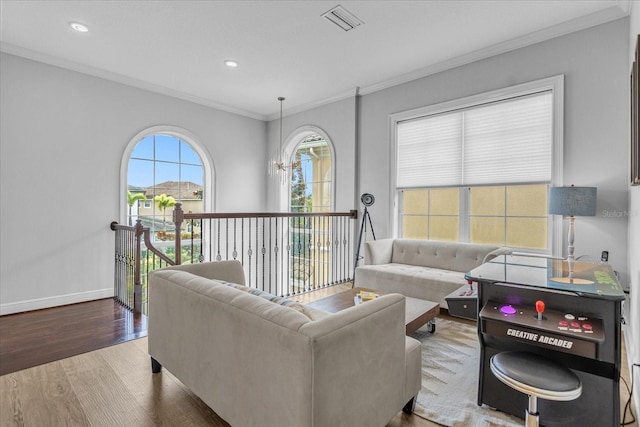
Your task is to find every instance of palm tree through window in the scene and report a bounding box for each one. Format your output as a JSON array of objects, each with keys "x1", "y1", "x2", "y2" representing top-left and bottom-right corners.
[{"x1": 127, "y1": 134, "x2": 204, "y2": 251}]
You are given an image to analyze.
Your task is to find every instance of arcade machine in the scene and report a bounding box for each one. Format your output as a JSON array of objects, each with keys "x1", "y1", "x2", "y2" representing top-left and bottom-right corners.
[{"x1": 466, "y1": 255, "x2": 625, "y2": 427}]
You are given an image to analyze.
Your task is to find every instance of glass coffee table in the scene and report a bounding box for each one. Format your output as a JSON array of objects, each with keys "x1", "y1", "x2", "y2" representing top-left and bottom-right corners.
[{"x1": 305, "y1": 287, "x2": 440, "y2": 334}]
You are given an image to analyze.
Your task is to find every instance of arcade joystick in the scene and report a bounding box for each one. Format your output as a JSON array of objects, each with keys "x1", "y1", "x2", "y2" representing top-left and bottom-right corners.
[
  {"x1": 467, "y1": 279, "x2": 473, "y2": 292},
  {"x1": 535, "y1": 300, "x2": 545, "y2": 320}
]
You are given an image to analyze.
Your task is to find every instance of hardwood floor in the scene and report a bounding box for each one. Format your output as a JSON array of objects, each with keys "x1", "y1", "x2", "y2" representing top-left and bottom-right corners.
[
  {"x1": 0, "y1": 286, "x2": 636, "y2": 426},
  {"x1": 0, "y1": 299, "x2": 147, "y2": 376}
]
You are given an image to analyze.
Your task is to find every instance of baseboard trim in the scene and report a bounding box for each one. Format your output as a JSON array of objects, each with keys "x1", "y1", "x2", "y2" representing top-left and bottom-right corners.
[{"x1": 0, "y1": 288, "x2": 114, "y2": 315}]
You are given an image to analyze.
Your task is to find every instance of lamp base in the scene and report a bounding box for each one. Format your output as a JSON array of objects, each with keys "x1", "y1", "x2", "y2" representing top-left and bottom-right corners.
[{"x1": 549, "y1": 277, "x2": 594, "y2": 285}]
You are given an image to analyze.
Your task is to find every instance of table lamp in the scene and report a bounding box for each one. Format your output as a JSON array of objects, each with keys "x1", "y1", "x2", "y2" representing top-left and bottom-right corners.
[{"x1": 549, "y1": 185, "x2": 597, "y2": 284}]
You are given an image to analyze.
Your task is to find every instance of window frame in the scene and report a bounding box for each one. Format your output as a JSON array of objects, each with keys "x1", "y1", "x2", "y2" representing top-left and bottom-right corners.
[
  {"x1": 120, "y1": 125, "x2": 215, "y2": 226},
  {"x1": 398, "y1": 184, "x2": 551, "y2": 252},
  {"x1": 277, "y1": 125, "x2": 336, "y2": 212},
  {"x1": 389, "y1": 75, "x2": 564, "y2": 256},
  {"x1": 289, "y1": 136, "x2": 333, "y2": 214},
  {"x1": 274, "y1": 126, "x2": 335, "y2": 290}
]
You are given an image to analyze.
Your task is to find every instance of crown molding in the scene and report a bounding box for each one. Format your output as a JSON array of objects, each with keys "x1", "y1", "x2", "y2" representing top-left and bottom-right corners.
[
  {"x1": 268, "y1": 4, "x2": 630, "y2": 118},
  {"x1": 616, "y1": 0, "x2": 632, "y2": 15},
  {"x1": 359, "y1": 5, "x2": 629, "y2": 97},
  {"x1": 0, "y1": 42, "x2": 267, "y2": 121},
  {"x1": 1, "y1": 4, "x2": 629, "y2": 122},
  {"x1": 264, "y1": 87, "x2": 359, "y2": 122}
]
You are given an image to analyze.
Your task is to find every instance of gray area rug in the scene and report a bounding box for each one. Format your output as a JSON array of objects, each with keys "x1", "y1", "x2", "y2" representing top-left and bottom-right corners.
[{"x1": 411, "y1": 318, "x2": 521, "y2": 427}]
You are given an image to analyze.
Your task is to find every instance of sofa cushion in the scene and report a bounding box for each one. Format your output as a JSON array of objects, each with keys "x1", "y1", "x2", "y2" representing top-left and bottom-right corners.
[
  {"x1": 391, "y1": 239, "x2": 499, "y2": 272},
  {"x1": 221, "y1": 281, "x2": 315, "y2": 320},
  {"x1": 149, "y1": 270, "x2": 312, "y2": 336},
  {"x1": 163, "y1": 260, "x2": 246, "y2": 285}
]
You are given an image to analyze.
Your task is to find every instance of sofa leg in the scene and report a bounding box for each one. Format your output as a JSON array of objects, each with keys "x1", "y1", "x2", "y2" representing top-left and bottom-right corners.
[
  {"x1": 402, "y1": 396, "x2": 416, "y2": 414},
  {"x1": 151, "y1": 357, "x2": 162, "y2": 373}
]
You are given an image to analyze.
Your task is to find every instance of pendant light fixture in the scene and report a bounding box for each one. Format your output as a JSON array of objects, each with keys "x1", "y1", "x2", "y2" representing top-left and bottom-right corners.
[{"x1": 268, "y1": 96, "x2": 299, "y2": 184}]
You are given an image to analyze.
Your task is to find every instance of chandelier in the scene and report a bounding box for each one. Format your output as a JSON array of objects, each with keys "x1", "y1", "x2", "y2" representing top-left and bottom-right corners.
[{"x1": 268, "y1": 96, "x2": 299, "y2": 184}]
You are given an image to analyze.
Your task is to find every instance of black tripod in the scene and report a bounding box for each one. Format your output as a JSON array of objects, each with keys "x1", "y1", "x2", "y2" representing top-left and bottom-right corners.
[{"x1": 353, "y1": 197, "x2": 376, "y2": 286}]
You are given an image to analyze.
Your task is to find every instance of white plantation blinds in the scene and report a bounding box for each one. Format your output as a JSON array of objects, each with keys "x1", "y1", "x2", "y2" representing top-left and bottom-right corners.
[
  {"x1": 397, "y1": 113, "x2": 462, "y2": 187},
  {"x1": 464, "y1": 92, "x2": 552, "y2": 184},
  {"x1": 397, "y1": 91, "x2": 553, "y2": 187}
]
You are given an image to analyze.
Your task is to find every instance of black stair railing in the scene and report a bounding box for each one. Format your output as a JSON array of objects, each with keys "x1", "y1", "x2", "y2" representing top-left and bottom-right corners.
[
  {"x1": 111, "y1": 206, "x2": 357, "y2": 314},
  {"x1": 110, "y1": 220, "x2": 175, "y2": 314}
]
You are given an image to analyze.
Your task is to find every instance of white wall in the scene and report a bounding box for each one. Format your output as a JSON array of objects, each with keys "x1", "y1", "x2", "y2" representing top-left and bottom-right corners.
[
  {"x1": 358, "y1": 18, "x2": 630, "y2": 285},
  {"x1": 266, "y1": 96, "x2": 358, "y2": 212},
  {"x1": 0, "y1": 53, "x2": 266, "y2": 314},
  {"x1": 626, "y1": 1, "x2": 640, "y2": 415},
  {"x1": 1, "y1": 20, "x2": 635, "y2": 383}
]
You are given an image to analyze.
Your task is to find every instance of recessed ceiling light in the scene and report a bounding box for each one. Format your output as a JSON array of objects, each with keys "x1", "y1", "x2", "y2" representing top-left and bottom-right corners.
[
  {"x1": 224, "y1": 60, "x2": 238, "y2": 68},
  {"x1": 69, "y1": 22, "x2": 89, "y2": 33}
]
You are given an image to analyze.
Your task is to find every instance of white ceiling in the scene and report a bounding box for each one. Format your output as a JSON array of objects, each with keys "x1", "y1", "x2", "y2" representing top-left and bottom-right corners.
[{"x1": 0, "y1": 0, "x2": 630, "y2": 120}]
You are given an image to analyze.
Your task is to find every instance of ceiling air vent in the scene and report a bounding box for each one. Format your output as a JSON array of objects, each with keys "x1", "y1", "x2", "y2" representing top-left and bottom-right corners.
[{"x1": 322, "y1": 5, "x2": 364, "y2": 32}]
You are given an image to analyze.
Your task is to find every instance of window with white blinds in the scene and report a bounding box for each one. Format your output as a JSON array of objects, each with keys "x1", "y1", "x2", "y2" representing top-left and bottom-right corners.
[
  {"x1": 393, "y1": 75, "x2": 563, "y2": 252},
  {"x1": 397, "y1": 91, "x2": 553, "y2": 188}
]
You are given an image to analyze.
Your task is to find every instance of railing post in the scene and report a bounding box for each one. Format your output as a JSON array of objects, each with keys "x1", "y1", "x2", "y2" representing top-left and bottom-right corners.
[
  {"x1": 133, "y1": 219, "x2": 143, "y2": 315},
  {"x1": 173, "y1": 203, "x2": 184, "y2": 265}
]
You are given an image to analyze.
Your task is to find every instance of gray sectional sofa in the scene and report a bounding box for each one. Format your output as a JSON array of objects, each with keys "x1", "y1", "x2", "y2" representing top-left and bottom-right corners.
[
  {"x1": 354, "y1": 239, "x2": 510, "y2": 309},
  {"x1": 148, "y1": 260, "x2": 421, "y2": 427}
]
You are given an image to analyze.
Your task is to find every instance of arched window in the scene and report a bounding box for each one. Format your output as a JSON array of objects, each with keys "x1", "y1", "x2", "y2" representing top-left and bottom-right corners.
[
  {"x1": 289, "y1": 133, "x2": 333, "y2": 213},
  {"x1": 122, "y1": 127, "x2": 212, "y2": 251},
  {"x1": 286, "y1": 129, "x2": 334, "y2": 290}
]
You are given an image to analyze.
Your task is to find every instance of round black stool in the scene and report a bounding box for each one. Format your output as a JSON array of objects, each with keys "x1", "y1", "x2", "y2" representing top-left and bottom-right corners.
[{"x1": 490, "y1": 351, "x2": 582, "y2": 427}]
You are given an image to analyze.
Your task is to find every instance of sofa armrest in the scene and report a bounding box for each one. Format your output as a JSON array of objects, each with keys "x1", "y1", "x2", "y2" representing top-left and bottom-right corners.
[
  {"x1": 363, "y1": 238, "x2": 394, "y2": 265},
  {"x1": 161, "y1": 260, "x2": 246, "y2": 285},
  {"x1": 482, "y1": 246, "x2": 513, "y2": 263},
  {"x1": 299, "y1": 294, "x2": 408, "y2": 426}
]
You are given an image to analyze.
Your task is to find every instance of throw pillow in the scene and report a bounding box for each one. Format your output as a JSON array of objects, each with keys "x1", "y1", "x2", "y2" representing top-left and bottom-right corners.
[{"x1": 221, "y1": 282, "x2": 314, "y2": 320}]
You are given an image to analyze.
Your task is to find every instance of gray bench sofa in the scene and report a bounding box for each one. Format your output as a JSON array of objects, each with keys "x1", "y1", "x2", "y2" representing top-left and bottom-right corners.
[
  {"x1": 354, "y1": 239, "x2": 510, "y2": 309},
  {"x1": 148, "y1": 260, "x2": 421, "y2": 427}
]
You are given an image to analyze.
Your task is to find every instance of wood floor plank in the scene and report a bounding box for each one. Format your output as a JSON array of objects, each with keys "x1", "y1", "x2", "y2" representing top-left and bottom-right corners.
[
  {"x1": 100, "y1": 339, "x2": 229, "y2": 426},
  {"x1": 61, "y1": 348, "x2": 155, "y2": 427},
  {"x1": 1, "y1": 362, "x2": 90, "y2": 426},
  {"x1": 0, "y1": 373, "x2": 26, "y2": 426},
  {"x1": 0, "y1": 299, "x2": 147, "y2": 376}
]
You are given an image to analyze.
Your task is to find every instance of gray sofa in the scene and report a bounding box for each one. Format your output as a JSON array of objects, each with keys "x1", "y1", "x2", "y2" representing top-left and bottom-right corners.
[
  {"x1": 148, "y1": 260, "x2": 421, "y2": 427},
  {"x1": 354, "y1": 239, "x2": 510, "y2": 309}
]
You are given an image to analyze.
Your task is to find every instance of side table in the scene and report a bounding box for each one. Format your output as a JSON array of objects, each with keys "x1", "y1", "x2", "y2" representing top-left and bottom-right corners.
[{"x1": 445, "y1": 283, "x2": 477, "y2": 320}]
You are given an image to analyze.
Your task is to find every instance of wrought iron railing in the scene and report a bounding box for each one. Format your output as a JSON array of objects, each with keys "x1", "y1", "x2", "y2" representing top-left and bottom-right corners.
[
  {"x1": 110, "y1": 221, "x2": 175, "y2": 314},
  {"x1": 111, "y1": 206, "x2": 358, "y2": 314}
]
